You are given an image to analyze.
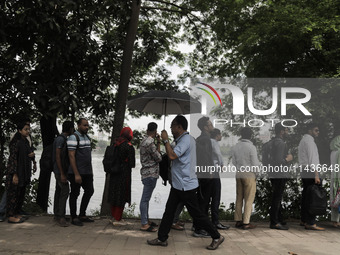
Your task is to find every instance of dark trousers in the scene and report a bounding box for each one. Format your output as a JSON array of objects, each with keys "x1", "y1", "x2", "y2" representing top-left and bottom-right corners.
[
  {"x1": 68, "y1": 174, "x2": 94, "y2": 219},
  {"x1": 211, "y1": 178, "x2": 221, "y2": 225},
  {"x1": 53, "y1": 173, "x2": 70, "y2": 218},
  {"x1": 198, "y1": 179, "x2": 214, "y2": 215},
  {"x1": 173, "y1": 201, "x2": 185, "y2": 223},
  {"x1": 6, "y1": 180, "x2": 26, "y2": 217},
  {"x1": 158, "y1": 187, "x2": 220, "y2": 242},
  {"x1": 270, "y1": 178, "x2": 287, "y2": 225},
  {"x1": 301, "y1": 178, "x2": 317, "y2": 225}
]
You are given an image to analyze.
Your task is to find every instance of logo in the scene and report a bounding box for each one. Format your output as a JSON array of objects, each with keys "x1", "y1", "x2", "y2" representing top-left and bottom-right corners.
[
  {"x1": 197, "y1": 82, "x2": 223, "y2": 106},
  {"x1": 194, "y1": 81, "x2": 312, "y2": 128}
]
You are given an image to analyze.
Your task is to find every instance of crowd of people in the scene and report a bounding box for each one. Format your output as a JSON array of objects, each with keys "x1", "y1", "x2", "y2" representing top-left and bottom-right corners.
[{"x1": 1, "y1": 115, "x2": 340, "y2": 251}]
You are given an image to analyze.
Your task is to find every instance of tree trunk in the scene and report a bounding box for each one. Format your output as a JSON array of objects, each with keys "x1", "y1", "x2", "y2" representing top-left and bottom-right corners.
[
  {"x1": 100, "y1": 0, "x2": 141, "y2": 215},
  {"x1": 36, "y1": 115, "x2": 58, "y2": 212}
]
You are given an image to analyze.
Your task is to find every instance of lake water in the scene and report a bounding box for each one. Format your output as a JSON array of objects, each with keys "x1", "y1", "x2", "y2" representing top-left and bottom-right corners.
[{"x1": 33, "y1": 151, "x2": 236, "y2": 219}]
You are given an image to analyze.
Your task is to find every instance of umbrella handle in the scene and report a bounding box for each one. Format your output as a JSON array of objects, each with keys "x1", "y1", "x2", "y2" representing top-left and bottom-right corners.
[{"x1": 163, "y1": 99, "x2": 167, "y2": 129}]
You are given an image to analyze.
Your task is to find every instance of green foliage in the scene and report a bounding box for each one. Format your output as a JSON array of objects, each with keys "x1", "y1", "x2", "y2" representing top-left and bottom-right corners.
[
  {"x1": 189, "y1": 0, "x2": 340, "y2": 78},
  {"x1": 23, "y1": 178, "x2": 46, "y2": 215},
  {"x1": 122, "y1": 202, "x2": 139, "y2": 219}
]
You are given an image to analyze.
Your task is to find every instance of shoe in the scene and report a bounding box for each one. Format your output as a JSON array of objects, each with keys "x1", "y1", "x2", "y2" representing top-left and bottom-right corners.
[
  {"x1": 71, "y1": 218, "x2": 84, "y2": 226},
  {"x1": 235, "y1": 221, "x2": 243, "y2": 228},
  {"x1": 215, "y1": 223, "x2": 230, "y2": 230},
  {"x1": 79, "y1": 216, "x2": 94, "y2": 222},
  {"x1": 0, "y1": 214, "x2": 5, "y2": 222},
  {"x1": 147, "y1": 238, "x2": 168, "y2": 247},
  {"x1": 206, "y1": 235, "x2": 225, "y2": 250},
  {"x1": 8, "y1": 217, "x2": 25, "y2": 224},
  {"x1": 193, "y1": 229, "x2": 211, "y2": 238},
  {"x1": 270, "y1": 223, "x2": 289, "y2": 230},
  {"x1": 305, "y1": 224, "x2": 325, "y2": 231},
  {"x1": 171, "y1": 222, "x2": 184, "y2": 231},
  {"x1": 242, "y1": 224, "x2": 257, "y2": 230},
  {"x1": 58, "y1": 218, "x2": 69, "y2": 227}
]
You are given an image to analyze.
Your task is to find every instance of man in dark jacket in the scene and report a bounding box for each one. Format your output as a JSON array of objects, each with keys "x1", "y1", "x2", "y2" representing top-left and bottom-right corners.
[
  {"x1": 194, "y1": 116, "x2": 216, "y2": 237},
  {"x1": 268, "y1": 123, "x2": 293, "y2": 230}
]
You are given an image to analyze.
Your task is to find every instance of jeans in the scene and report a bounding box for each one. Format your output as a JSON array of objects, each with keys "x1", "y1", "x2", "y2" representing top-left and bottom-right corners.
[
  {"x1": 270, "y1": 178, "x2": 287, "y2": 225},
  {"x1": 140, "y1": 177, "x2": 157, "y2": 225},
  {"x1": 158, "y1": 187, "x2": 220, "y2": 242},
  {"x1": 53, "y1": 173, "x2": 70, "y2": 218},
  {"x1": 68, "y1": 174, "x2": 94, "y2": 219},
  {"x1": 0, "y1": 191, "x2": 6, "y2": 215}
]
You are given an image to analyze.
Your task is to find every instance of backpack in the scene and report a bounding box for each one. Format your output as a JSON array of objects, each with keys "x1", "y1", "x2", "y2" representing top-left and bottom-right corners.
[
  {"x1": 262, "y1": 139, "x2": 275, "y2": 167},
  {"x1": 102, "y1": 144, "x2": 122, "y2": 175},
  {"x1": 159, "y1": 153, "x2": 170, "y2": 186},
  {"x1": 58, "y1": 134, "x2": 70, "y2": 174},
  {"x1": 307, "y1": 184, "x2": 327, "y2": 215}
]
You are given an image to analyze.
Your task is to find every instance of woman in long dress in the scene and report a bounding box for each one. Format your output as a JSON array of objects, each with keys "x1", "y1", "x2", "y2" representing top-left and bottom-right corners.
[
  {"x1": 6, "y1": 122, "x2": 35, "y2": 223},
  {"x1": 108, "y1": 127, "x2": 135, "y2": 223},
  {"x1": 330, "y1": 135, "x2": 340, "y2": 228}
]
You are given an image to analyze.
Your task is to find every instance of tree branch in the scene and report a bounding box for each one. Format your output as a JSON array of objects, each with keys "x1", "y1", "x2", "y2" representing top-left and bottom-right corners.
[
  {"x1": 142, "y1": 5, "x2": 184, "y2": 14},
  {"x1": 146, "y1": 0, "x2": 193, "y2": 12}
]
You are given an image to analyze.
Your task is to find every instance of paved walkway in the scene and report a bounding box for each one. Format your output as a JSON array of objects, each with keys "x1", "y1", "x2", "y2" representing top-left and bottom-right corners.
[{"x1": 0, "y1": 216, "x2": 340, "y2": 255}]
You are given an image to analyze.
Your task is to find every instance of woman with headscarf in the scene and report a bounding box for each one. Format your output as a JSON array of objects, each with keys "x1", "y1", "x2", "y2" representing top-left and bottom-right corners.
[
  {"x1": 330, "y1": 134, "x2": 340, "y2": 228},
  {"x1": 108, "y1": 127, "x2": 135, "y2": 223},
  {"x1": 6, "y1": 122, "x2": 35, "y2": 223}
]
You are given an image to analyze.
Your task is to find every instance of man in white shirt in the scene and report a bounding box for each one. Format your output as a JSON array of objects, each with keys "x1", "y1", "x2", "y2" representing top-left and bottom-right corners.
[
  {"x1": 298, "y1": 123, "x2": 324, "y2": 231},
  {"x1": 232, "y1": 127, "x2": 260, "y2": 229}
]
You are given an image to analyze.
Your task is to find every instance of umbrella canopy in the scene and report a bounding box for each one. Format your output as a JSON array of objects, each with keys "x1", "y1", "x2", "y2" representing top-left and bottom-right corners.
[
  {"x1": 127, "y1": 90, "x2": 201, "y2": 115},
  {"x1": 127, "y1": 90, "x2": 202, "y2": 128}
]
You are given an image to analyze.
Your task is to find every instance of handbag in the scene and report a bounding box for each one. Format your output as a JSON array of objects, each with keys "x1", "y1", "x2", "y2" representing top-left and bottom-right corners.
[
  {"x1": 307, "y1": 184, "x2": 327, "y2": 215},
  {"x1": 331, "y1": 187, "x2": 340, "y2": 208}
]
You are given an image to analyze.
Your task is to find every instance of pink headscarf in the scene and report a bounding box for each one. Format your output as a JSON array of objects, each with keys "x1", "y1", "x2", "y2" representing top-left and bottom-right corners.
[{"x1": 115, "y1": 127, "x2": 133, "y2": 146}]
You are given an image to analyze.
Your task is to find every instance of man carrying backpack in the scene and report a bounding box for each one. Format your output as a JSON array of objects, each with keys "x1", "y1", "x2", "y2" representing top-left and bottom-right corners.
[
  {"x1": 267, "y1": 123, "x2": 293, "y2": 230},
  {"x1": 67, "y1": 118, "x2": 94, "y2": 226},
  {"x1": 53, "y1": 121, "x2": 74, "y2": 227},
  {"x1": 298, "y1": 123, "x2": 325, "y2": 231}
]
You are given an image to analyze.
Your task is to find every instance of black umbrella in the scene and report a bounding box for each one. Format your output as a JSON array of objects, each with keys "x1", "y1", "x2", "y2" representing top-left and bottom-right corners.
[{"x1": 127, "y1": 90, "x2": 201, "y2": 128}]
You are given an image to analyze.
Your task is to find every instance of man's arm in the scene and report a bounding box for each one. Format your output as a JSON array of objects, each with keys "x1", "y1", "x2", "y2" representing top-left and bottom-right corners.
[
  {"x1": 68, "y1": 150, "x2": 82, "y2": 184},
  {"x1": 56, "y1": 148, "x2": 67, "y2": 183},
  {"x1": 274, "y1": 140, "x2": 293, "y2": 165},
  {"x1": 161, "y1": 130, "x2": 178, "y2": 161}
]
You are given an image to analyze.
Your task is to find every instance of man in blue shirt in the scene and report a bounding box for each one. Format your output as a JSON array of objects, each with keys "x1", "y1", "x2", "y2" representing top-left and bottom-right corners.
[
  {"x1": 67, "y1": 118, "x2": 94, "y2": 226},
  {"x1": 53, "y1": 121, "x2": 74, "y2": 227},
  {"x1": 147, "y1": 115, "x2": 224, "y2": 250}
]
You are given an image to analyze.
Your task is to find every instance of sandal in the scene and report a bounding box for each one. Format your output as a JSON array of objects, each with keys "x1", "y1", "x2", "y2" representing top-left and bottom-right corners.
[
  {"x1": 8, "y1": 217, "x2": 25, "y2": 224},
  {"x1": 140, "y1": 225, "x2": 157, "y2": 232},
  {"x1": 305, "y1": 224, "x2": 325, "y2": 231}
]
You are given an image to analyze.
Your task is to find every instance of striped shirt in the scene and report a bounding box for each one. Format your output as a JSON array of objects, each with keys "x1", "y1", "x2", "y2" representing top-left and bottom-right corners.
[{"x1": 67, "y1": 130, "x2": 92, "y2": 175}]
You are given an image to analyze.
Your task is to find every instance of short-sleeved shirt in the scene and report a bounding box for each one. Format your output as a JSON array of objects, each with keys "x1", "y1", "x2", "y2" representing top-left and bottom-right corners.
[
  {"x1": 53, "y1": 134, "x2": 67, "y2": 174},
  {"x1": 171, "y1": 132, "x2": 199, "y2": 191},
  {"x1": 67, "y1": 130, "x2": 92, "y2": 175}
]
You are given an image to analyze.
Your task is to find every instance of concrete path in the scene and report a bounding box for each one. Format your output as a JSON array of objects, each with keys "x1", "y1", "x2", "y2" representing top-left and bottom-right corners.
[{"x1": 0, "y1": 216, "x2": 340, "y2": 255}]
